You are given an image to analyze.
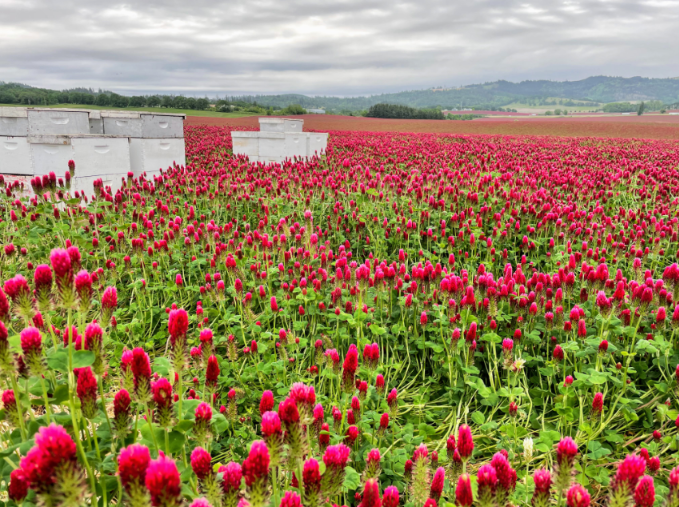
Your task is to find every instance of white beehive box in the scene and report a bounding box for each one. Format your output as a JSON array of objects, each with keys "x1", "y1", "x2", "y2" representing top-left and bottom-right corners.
[
  {"x1": 308, "y1": 133, "x2": 328, "y2": 157},
  {"x1": 2, "y1": 107, "x2": 185, "y2": 195},
  {"x1": 257, "y1": 132, "x2": 286, "y2": 162},
  {"x1": 129, "y1": 138, "x2": 186, "y2": 177},
  {"x1": 28, "y1": 136, "x2": 131, "y2": 178},
  {"x1": 259, "y1": 118, "x2": 304, "y2": 133},
  {"x1": 141, "y1": 114, "x2": 184, "y2": 138},
  {"x1": 0, "y1": 136, "x2": 32, "y2": 175},
  {"x1": 103, "y1": 111, "x2": 143, "y2": 137},
  {"x1": 27, "y1": 109, "x2": 90, "y2": 136},
  {"x1": 231, "y1": 131, "x2": 260, "y2": 160},
  {"x1": 283, "y1": 132, "x2": 309, "y2": 159},
  {"x1": 0, "y1": 107, "x2": 29, "y2": 137}
]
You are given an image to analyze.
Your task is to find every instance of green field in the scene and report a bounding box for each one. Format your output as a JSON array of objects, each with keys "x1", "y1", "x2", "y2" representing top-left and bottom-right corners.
[{"x1": 0, "y1": 103, "x2": 258, "y2": 118}]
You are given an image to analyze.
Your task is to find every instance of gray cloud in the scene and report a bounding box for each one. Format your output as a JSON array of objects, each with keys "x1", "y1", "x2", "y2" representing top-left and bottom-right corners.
[{"x1": 0, "y1": 0, "x2": 678, "y2": 96}]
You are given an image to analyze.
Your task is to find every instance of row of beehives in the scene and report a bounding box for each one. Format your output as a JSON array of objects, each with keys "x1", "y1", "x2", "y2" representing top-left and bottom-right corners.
[
  {"x1": 231, "y1": 118, "x2": 328, "y2": 163},
  {"x1": 0, "y1": 107, "x2": 184, "y2": 138},
  {"x1": 0, "y1": 107, "x2": 185, "y2": 197}
]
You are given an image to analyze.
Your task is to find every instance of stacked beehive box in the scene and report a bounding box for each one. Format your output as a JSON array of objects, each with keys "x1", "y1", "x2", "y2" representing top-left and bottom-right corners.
[
  {"x1": 0, "y1": 107, "x2": 185, "y2": 198},
  {"x1": 231, "y1": 118, "x2": 328, "y2": 164}
]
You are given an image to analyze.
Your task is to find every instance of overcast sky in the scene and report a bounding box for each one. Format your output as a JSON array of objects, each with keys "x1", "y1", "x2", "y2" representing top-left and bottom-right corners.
[{"x1": 1, "y1": 0, "x2": 678, "y2": 97}]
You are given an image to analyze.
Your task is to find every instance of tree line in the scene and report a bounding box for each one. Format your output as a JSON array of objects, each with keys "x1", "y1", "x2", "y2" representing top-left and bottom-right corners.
[
  {"x1": 365, "y1": 103, "x2": 444, "y2": 120},
  {"x1": 0, "y1": 83, "x2": 210, "y2": 110}
]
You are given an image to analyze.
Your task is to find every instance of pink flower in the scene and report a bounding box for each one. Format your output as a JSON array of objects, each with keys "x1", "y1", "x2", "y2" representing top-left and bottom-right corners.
[
  {"x1": 76, "y1": 366, "x2": 98, "y2": 418},
  {"x1": 592, "y1": 392, "x2": 604, "y2": 414},
  {"x1": 219, "y1": 461, "x2": 243, "y2": 495},
  {"x1": 195, "y1": 402, "x2": 213, "y2": 424},
  {"x1": 477, "y1": 464, "x2": 498, "y2": 498},
  {"x1": 8, "y1": 468, "x2": 30, "y2": 502},
  {"x1": 33, "y1": 264, "x2": 53, "y2": 293},
  {"x1": 206, "y1": 355, "x2": 220, "y2": 387},
  {"x1": 278, "y1": 397, "x2": 300, "y2": 426},
  {"x1": 21, "y1": 424, "x2": 77, "y2": 488},
  {"x1": 102, "y1": 286, "x2": 118, "y2": 309},
  {"x1": 262, "y1": 411, "x2": 282, "y2": 438},
  {"x1": 455, "y1": 474, "x2": 473, "y2": 507},
  {"x1": 430, "y1": 467, "x2": 445, "y2": 501},
  {"x1": 566, "y1": 484, "x2": 590, "y2": 507},
  {"x1": 145, "y1": 453, "x2": 182, "y2": 507},
  {"x1": 362, "y1": 478, "x2": 382, "y2": 507},
  {"x1": 118, "y1": 444, "x2": 151, "y2": 489},
  {"x1": 260, "y1": 390, "x2": 275, "y2": 414},
  {"x1": 457, "y1": 424, "x2": 474, "y2": 460},
  {"x1": 191, "y1": 446, "x2": 213, "y2": 480},
  {"x1": 280, "y1": 491, "x2": 302, "y2": 507},
  {"x1": 168, "y1": 308, "x2": 189, "y2": 342},
  {"x1": 50, "y1": 248, "x2": 72, "y2": 281},
  {"x1": 613, "y1": 454, "x2": 647, "y2": 494},
  {"x1": 533, "y1": 469, "x2": 552, "y2": 498},
  {"x1": 383, "y1": 486, "x2": 399, "y2": 507},
  {"x1": 242, "y1": 440, "x2": 270, "y2": 486},
  {"x1": 557, "y1": 437, "x2": 578, "y2": 467}
]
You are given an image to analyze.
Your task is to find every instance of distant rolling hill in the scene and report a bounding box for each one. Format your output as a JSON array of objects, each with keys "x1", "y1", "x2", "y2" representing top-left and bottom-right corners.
[{"x1": 232, "y1": 76, "x2": 679, "y2": 111}]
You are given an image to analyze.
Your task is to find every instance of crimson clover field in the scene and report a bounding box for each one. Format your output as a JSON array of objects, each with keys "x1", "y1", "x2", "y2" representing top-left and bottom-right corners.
[{"x1": 1, "y1": 126, "x2": 679, "y2": 507}]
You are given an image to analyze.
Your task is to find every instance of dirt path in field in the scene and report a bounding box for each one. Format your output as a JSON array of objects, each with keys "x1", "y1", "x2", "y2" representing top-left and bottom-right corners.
[{"x1": 186, "y1": 114, "x2": 679, "y2": 140}]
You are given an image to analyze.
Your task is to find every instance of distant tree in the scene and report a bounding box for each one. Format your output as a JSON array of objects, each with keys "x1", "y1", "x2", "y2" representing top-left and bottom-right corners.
[
  {"x1": 0, "y1": 91, "x2": 16, "y2": 104},
  {"x1": 280, "y1": 104, "x2": 306, "y2": 115},
  {"x1": 161, "y1": 96, "x2": 174, "y2": 108},
  {"x1": 147, "y1": 96, "x2": 161, "y2": 107},
  {"x1": 129, "y1": 96, "x2": 146, "y2": 107},
  {"x1": 95, "y1": 93, "x2": 110, "y2": 106},
  {"x1": 366, "y1": 103, "x2": 444, "y2": 119},
  {"x1": 637, "y1": 101, "x2": 645, "y2": 115},
  {"x1": 195, "y1": 98, "x2": 210, "y2": 110},
  {"x1": 172, "y1": 96, "x2": 187, "y2": 109},
  {"x1": 545, "y1": 110, "x2": 553, "y2": 116},
  {"x1": 554, "y1": 109, "x2": 562, "y2": 115},
  {"x1": 110, "y1": 94, "x2": 130, "y2": 108},
  {"x1": 603, "y1": 102, "x2": 637, "y2": 113}
]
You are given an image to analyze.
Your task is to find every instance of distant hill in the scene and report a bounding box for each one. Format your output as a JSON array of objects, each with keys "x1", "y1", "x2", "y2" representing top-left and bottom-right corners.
[
  {"x1": 3, "y1": 75, "x2": 679, "y2": 112},
  {"x1": 234, "y1": 76, "x2": 679, "y2": 112}
]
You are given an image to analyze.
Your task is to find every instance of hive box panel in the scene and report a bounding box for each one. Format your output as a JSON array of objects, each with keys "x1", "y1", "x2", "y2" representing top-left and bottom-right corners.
[
  {"x1": 70, "y1": 137, "x2": 131, "y2": 178},
  {"x1": 29, "y1": 140, "x2": 73, "y2": 177},
  {"x1": 259, "y1": 118, "x2": 304, "y2": 133},
  {"x1": 89, "y1": 119, "x2": 104, "y2": 135},
  {"x1": 231, "y1": 132, "x2": 260, "y2": 159},
  {"x1": 283, "y1": 133, "x2": 309, "y2": 159},
  {"x1": 258, "y1": 133, "x2": 285, "y2": 161},
  {"x1": 103, "y1": 117, "x2": 143, "y2": 137},
  {"x1": 0, "y1": 136, "x2": 32, "y2": 175},
  {"x1": 0, "y1": 111, "x2": 29, "y2": 136},
  {"x1": 308, "y1": 133, "x2": 328, "y2": 157},
  {"x1": 129, "y1": 138, "x2": 186, "y2": 177},
  {"x1": 27, "y1": 110, "x2": 90, "y2": 136},
  {"x1": 28, "y1": 136, "x2": 131, "y2": 179},
  {"x1": 140, "y1": 114, "x2": 184, "y2": 138}
]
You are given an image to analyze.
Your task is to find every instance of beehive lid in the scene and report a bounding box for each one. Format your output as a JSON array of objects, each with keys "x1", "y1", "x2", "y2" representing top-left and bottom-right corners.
[
  {"x1": 0, "y1": 107, "x2": 28, "y2": 118},
  {"x1": 139, "y1": 112, "x2": 186, "y2": 119},
  {"x1": 101, "y1": 111, "x2": 141, "y2": 119}
]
